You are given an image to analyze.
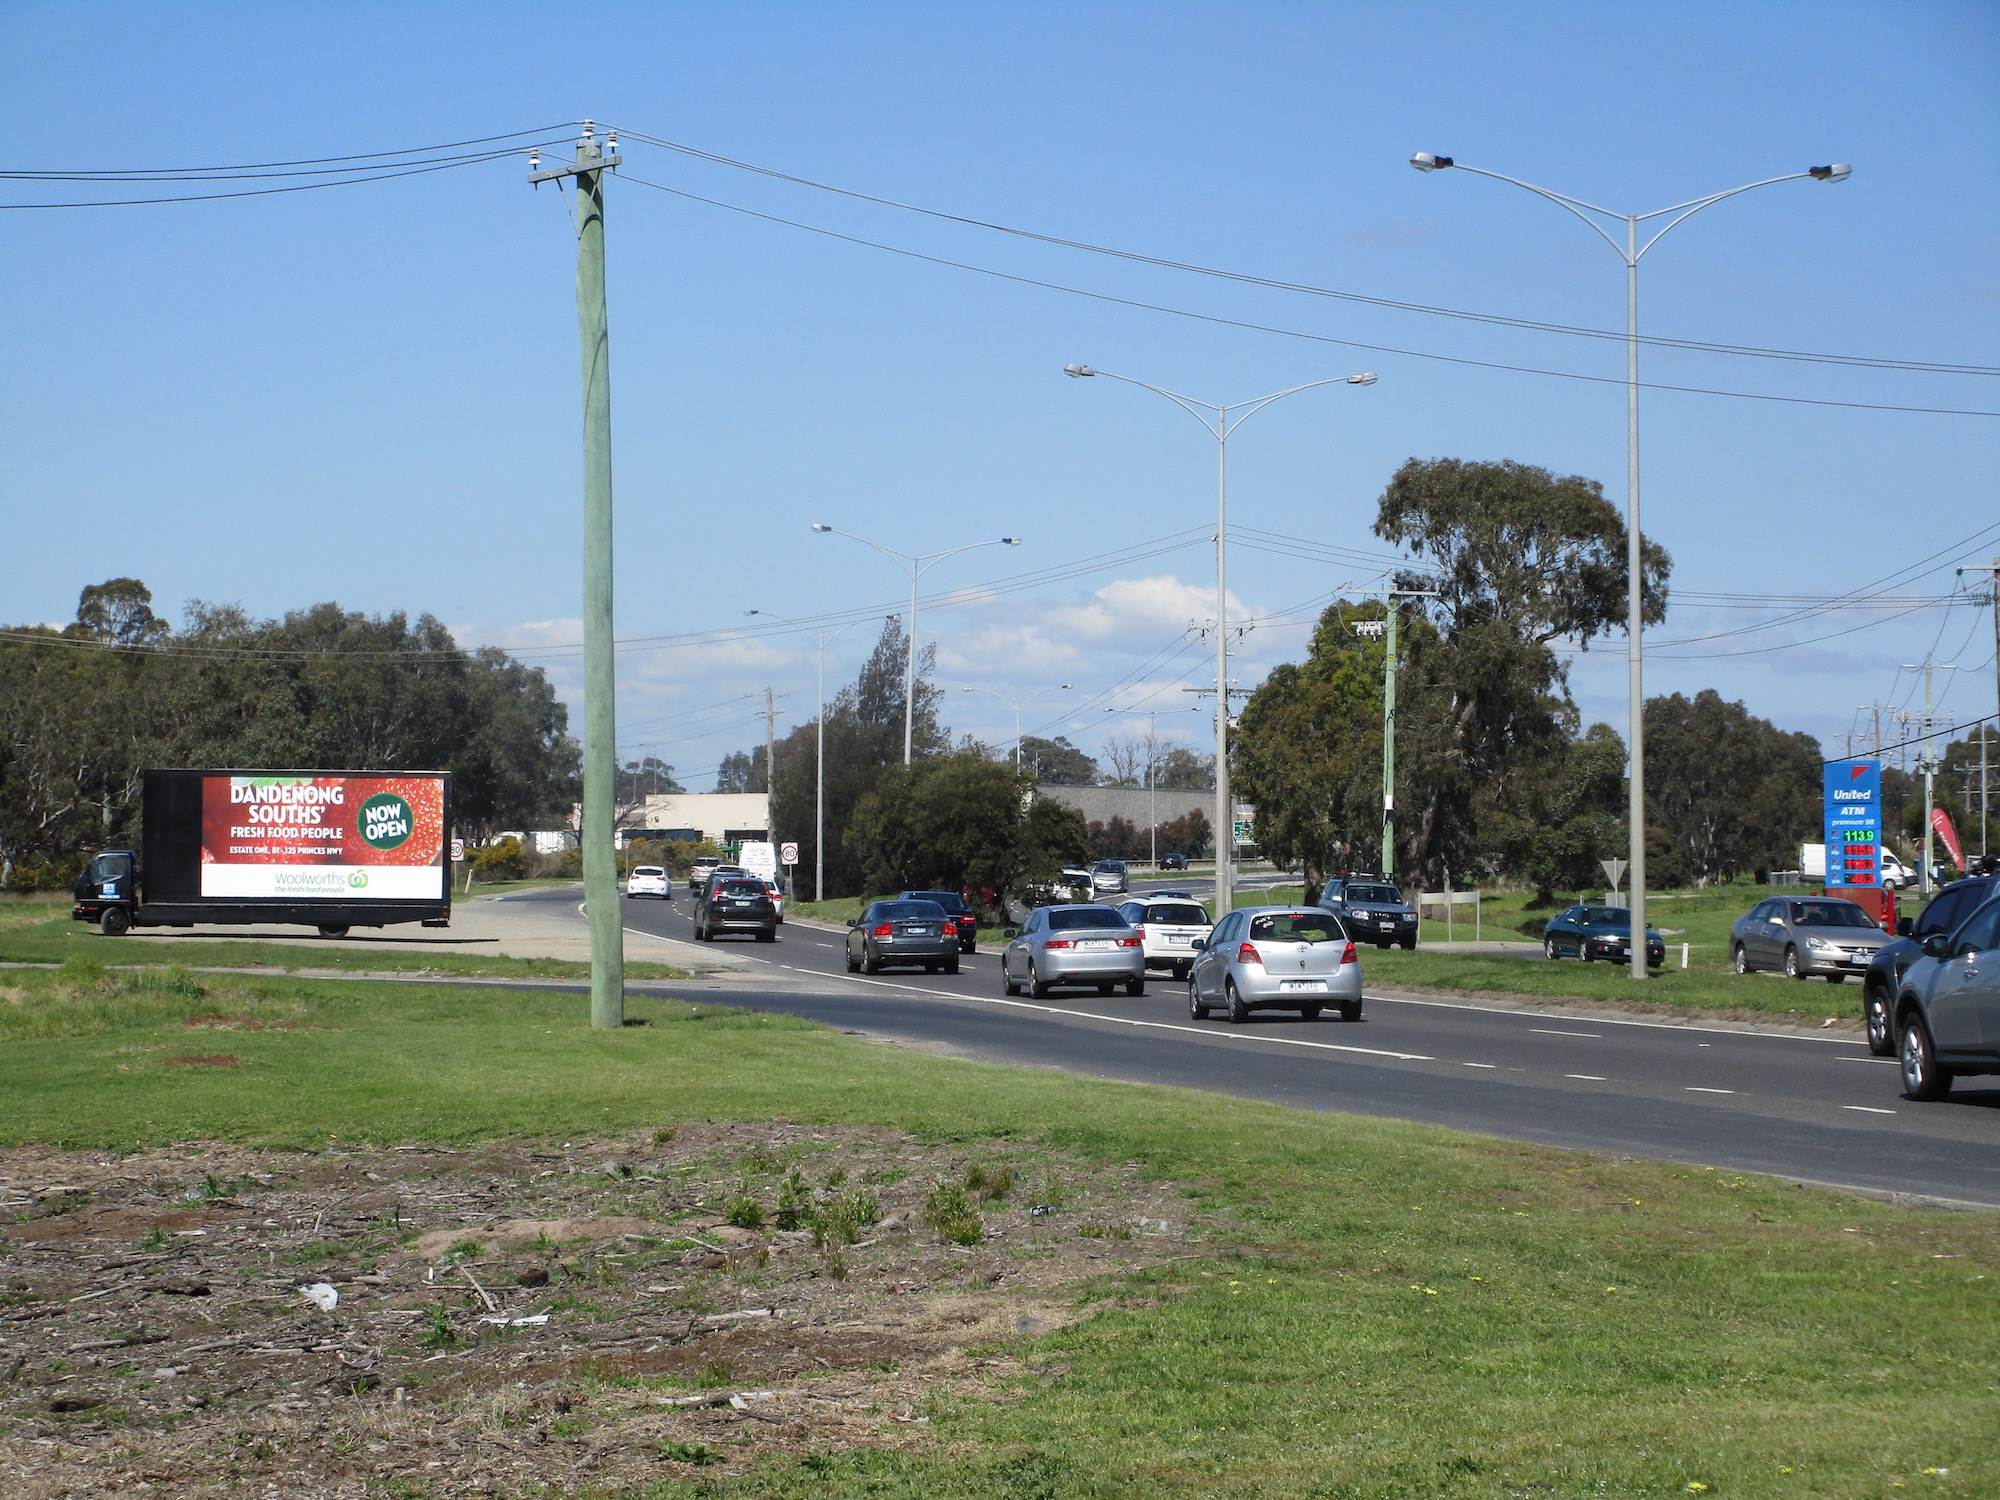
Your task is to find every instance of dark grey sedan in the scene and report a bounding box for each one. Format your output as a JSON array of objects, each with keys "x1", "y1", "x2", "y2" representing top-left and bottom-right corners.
[
  {"x1": 1729, "y1": 895, "x2": 1888, "y2": 981},
  {"x1": 845, "y1": 899, "x2": 959, "y2": 975}
]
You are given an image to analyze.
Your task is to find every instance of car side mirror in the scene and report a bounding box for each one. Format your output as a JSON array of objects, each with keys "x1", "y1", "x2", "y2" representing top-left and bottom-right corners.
[
  {"x1": 1921, "y1": 932, "x2": 1951, "y2": 959},
  {"x1": 1896, "y1": 916, "x2": 1913, "y2": 937},
  {"x1": 846, "y1": 918, "x2": 857, "y2": 928},
  {"x1": 1190, "y1": 938, "x2": 1206, "y2": 951},
  {"x1": 1003, "y1": 929, "x2": 1017, "y2": 940}
]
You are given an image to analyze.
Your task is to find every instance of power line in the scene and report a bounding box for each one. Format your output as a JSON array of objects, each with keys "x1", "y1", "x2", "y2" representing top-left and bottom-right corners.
[
  {"x1": 616, "y1": 171, "x2": 2000, "y2": 419},
  {"x1": 2, "y1": 125, "x2": 580, "y2": 177},
  {"x1": 611, "y1": 129, "x2": 1997, "y2": 379},
  {"x1": 0, "y1": 146, "x2": 566, "y2": 210}
]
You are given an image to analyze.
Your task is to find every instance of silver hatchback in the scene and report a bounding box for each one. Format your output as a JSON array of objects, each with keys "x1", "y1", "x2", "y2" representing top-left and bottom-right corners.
[
  {"x1": 1000, "y1": 904, "x2": 1146, "y2": 997},
  {"x1": 1189, "y1": 906, "x2": 1362, "y2": 1023},
  {"x1": 1730, "y1": 895, "x2": 1888, "y2": 982}
]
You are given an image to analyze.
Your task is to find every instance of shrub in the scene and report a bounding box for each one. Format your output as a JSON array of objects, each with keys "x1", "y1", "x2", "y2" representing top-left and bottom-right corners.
[
  {"x1": 724, "y1": 1191, "x2": 765, "y2": 1231},
  {"x1": 923, "y1": 1182, "x2": 983, "y2": 1246}
]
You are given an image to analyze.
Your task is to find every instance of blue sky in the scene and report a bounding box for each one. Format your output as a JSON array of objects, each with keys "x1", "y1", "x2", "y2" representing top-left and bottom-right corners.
[{"x1": 5, "y1": 1, "x2": 1996, "y2": 786}]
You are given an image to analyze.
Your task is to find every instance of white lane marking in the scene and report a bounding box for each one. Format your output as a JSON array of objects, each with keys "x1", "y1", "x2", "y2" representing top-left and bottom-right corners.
[
  {"x1": 1842, "y1": 1105, "x2": 1896, "y2": 1115},
  {"x1": 1532, "y1": 1028, "x2": 1601, "y2": 1038},
  {"x1": 1685, "y1": 1087, "x2": 1736, "y2": 1095},
  {"x1": 1462, "y1": 1062, "x2": 1497, "y2": 1069},
  {"x1": 1370, "y1": 991, "x2": 1871, "y2": 1046},
  {"x1": 764, "y1": 967, "x2": 1433, "y2": 1062},
  {"x1": 1565, "y1": 1074, "x2": 1607, "y2": 1081},
  {"x1": 1838, "y1": 1057, "x2": 1899, "y2": 1066}
]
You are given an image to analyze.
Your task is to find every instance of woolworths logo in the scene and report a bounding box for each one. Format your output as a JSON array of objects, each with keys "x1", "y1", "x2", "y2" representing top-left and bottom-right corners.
[
  {"x1": 347, "y1": 871, "x2": 369, "y2": 889},
  {"x1": 358, "y1": 792, "x2": 414, "y2": 851}
]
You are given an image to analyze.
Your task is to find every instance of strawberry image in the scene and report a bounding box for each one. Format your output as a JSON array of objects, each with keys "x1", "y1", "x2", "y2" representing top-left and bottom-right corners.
[{"x1": 336, "y1": 776, "x2": 445, "y2": 866}]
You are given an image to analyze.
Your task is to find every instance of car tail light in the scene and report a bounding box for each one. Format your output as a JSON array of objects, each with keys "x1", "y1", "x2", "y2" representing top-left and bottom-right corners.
[
  {"x1": 1236, "y1": 942, "x2": 1262, "y2": 965},
  {"x1": 1132, "y1": 925, "x2": 1146, "y2": 940},
  {"x1": 1340, "y1": 941, "x2": 1356, "y2": 965},
  {"x1": 1044, "y1": 939, "x2": 1074, "y2": 949},
  {"x1": 1117, "y1": 937, "x2": 1142, "y2": 948},
  {"x1": 872, "y1": 923, "x2": 893, "y2": 938}
]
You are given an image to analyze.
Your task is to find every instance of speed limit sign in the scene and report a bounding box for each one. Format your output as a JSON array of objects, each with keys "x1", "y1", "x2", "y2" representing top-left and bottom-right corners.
[
  {"x1": 780, "y1": 842, "x2": 799, "y2": 865},
  {"x1": 450, "y1": 838, "x2": 465, "y2": 862}
]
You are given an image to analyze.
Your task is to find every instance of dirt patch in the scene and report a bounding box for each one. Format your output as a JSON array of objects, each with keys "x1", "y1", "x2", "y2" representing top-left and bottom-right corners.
[
  {"x1": 158, "y1": 1054, "x2": 242, "y2": 1068},
  {"x1": 0, "y1": 1124, "x2": 1204, "y2": 1497}
]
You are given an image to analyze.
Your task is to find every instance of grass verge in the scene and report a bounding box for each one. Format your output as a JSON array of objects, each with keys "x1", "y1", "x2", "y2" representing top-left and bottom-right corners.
[
  {"x1": 0, "y1": 913, "x2": 687, "y2": 981},
  {"x1": 2, "y1": 962, "x2": 1994, "y2": 1496}
]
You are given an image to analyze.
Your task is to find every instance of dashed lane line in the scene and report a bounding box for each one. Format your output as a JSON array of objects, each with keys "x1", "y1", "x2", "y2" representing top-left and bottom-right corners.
[
  {"x1": 1843, "y1": 1105, "x2": 1897, "y2": 1115},
  {"x1": 1532, "y1": 1028, "x2": 1601, "y2": 1038},
  {"x1": 1686, "y1": 1087, "x2": 1737, "y2": 1095},
  {"x1": 1565, "y1": 1074, "x2": 1607, "y2": 1081}
]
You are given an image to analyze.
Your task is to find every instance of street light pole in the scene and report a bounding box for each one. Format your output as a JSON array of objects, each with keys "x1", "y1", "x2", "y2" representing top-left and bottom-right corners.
[
  {"x1": 1411, "y1": 151, "x2": 1849, "y2": 980},
  {"x1": 1066, "y1": 365, "x2": 1376, "y2": 918},
  {"x1": 745, "y1": 609, "x2": 865, "y2": 903},
  {"x1": 960, "y1": 684, "x2": 1073, "y2": 767},
  {"x1": 1103, "y1": 706, "x2": 1201, "y2": 869},
  {"x1": 811, "y1": 526, "x2": 1022, "y2": 764}
]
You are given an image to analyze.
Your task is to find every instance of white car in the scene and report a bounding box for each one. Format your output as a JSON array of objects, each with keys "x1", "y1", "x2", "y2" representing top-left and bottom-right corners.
[
  {"x1": 1116, "y1": 895, "x2": 1214, "y2": 981},
  {"x1": 624, "y1": 866, "x2": 671, "y2": 900},
  {"x1": 762, "y1": 879, "x2": 787, "y2": 923}
]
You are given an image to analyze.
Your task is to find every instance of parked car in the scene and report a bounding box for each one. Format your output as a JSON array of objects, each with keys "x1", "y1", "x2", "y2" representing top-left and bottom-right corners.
[
  {"x1": 901, "y1": 889, "x2": 978, "y2": 952},
  {"x1": 1543, "y1": 904, "x2": 1666, "y2": 966},
  {"x1": 1188, "y1": 906, "x2": 1361, "y2": 1023},
  {"x1": 846, "y1": 899, "x2": 958, "y2": 975},
  {"x1": 1862, "y1": 874, "x2": 2000, "y2": 1055},
  {"x1": 1000, "y1": 904, "x2": 1145, "y2": 997},
  {"x1": 1891, "y1": 890, "x2": 2000, "y2": 1100},
  {"x1": 1880, "y1": 849, "x2": 1914, "y2": 890},
  {"x1": 1729, "y1": 895, "x2": 1888, "y2": 981},
  {"x1": 1161, "y1": 852, "x2": 1189, "y2": 872},
  {"x1": 624, "y1": 865, "x2": 671, "y2": 900},
  {"x1": 1115, "y1": 895, "x2": 1214, "y2": 980},
  {"x1": 1317, "y1": 876, "x2": 1418, "y2": 950},
  {"x1": 693, "y1": 877, "x2": 778, "y2": 943},
  {"x1": 1090, "y1": 860, "x2": 1129, "y2": 896},
  {"x1": 686, "y1": 855, "x2": 725, "y2": 894}
]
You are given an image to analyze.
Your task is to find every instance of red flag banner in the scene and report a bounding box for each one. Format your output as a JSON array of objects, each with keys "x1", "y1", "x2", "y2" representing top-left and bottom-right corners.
[{"x1": 1931, "y1": 807, "x2": 1965, "y2": 871}]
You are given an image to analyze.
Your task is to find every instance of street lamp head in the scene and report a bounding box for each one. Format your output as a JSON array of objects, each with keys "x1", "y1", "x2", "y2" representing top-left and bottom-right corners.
[
  {"x1": 1410, "y1": 152, "x2": 1454, "y2": 172},
  {"x1": 1346, "y1": 372, "x2": 1378, "y2": 386},
  {"x1": 1001, "y1": 537, "x2": 1023, "y2": 545},
  {"x1": 744, "y1": 609, "x2": 760, "y2": 617},
  {"x1": 1809, "y1": 163, "x2": 1852, "y2": 182},
  {"x1": 810, "y1": 523, "x2": 834, "y2": 533},
  {"x1": 1063, "y1": 363, "x2": 1095, "y2": 377}
]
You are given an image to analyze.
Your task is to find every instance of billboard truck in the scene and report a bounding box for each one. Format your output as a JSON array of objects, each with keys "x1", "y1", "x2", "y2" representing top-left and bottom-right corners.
[{"x1": 72, "y1": 769, "x2": 452, "y2": 938}]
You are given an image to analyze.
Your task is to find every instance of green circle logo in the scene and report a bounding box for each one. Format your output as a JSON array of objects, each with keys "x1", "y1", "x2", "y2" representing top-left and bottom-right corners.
[
  {"x1": 358, "y1": 793, "x2": 414, "y2": 852},
  {"x1": 348, "y1": 871, "x2": 369, "y2": 889}
]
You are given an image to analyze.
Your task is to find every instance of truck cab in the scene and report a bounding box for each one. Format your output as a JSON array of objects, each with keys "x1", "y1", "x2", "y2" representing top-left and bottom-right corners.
[{"x1": 73, "y1": 849, "x2": 139, "y2": 935}]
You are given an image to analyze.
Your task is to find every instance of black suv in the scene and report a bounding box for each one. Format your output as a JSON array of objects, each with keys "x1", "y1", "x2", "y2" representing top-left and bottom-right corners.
[
  {"x1": 902, "y1": 890, "x2": 978, "y2": 952},
  {"x1": 1862, "y1": 874, "x2": 1999, "y2": 1055},
  {"x1": 693, "y1": 877, "x2": 778, "y2": 943},
  {"x1": 1318, "y1": 876, "x2": 1418, "y2": 950}
]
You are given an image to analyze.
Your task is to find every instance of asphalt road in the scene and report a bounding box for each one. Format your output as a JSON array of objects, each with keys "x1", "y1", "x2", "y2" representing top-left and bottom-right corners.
[{"x1": 567, "y1": 885, "x2": 2000, "y2": 1207}]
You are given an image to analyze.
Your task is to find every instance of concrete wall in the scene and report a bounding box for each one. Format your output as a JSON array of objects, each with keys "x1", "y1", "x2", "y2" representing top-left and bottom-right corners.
[
  {"x1": 624, "y1": 792, "x2": 770, "y2": 845},
  {"x1": 1034, "y1": 783, "x2": 1214, "y2": 828}
]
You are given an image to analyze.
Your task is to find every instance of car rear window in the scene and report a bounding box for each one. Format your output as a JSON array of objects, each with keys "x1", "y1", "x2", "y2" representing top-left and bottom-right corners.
[
  {"x1": 1341, "y1": 885, "x2": 1401, "y2": 904},
  {"x1": 1146, "y1": 904, "x2": 1210, "y2": 926},
  {"x1": 632, "y1": 867, "x2": 665, "y2": 877},
  {"x1": 1792, "y1": 900, "x2": 1874, "y2": 928},
  {"x1": 877, "y1": 901, "x2": 945, "y2": 920},
  {"x1": 1250, "y1": 911, "x2": 1346, "y2": 943},
  {"x1": 905, "y1": 891, "x2": 970, "y2": 912},
  {"x1": 717, "y1": 881, "x2": 766, "y2": 898},
  {"x1": 1048, "y1": 906, "x2": 1130, "y2": 931}
]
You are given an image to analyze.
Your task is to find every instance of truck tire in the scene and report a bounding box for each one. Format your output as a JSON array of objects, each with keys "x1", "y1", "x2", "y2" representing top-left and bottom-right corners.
[
  {"x1": 100, "y1": 906, "x2": 131, "y2": 937},
  {"x1": 317, "y1": 925, "x2": 349, "y2": 939}
]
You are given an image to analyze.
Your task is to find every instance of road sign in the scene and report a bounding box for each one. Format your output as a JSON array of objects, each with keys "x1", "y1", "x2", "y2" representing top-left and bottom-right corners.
[
  {"x1": 780, "y1": 841, "x2": 799, "y2": 866},
  {"x1": 1232, "y1": 819, "x2": 1255, "y2": 847},
  {"x1": 450, "y1": 838, "x2": 465, "y2": 863},
  {"x1": 1823, "y1": 759, "x2": 1883, "y2": 889},
  {"x1": 1600, "y1": 858, "x2": 1627, "y2": 889}
]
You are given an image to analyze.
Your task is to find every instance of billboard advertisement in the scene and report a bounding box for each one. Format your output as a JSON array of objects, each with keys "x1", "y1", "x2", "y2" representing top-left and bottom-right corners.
[
  {"x1": 1822, "y1": 758, "x2": 1882, "y2": 889},
  {"x1": 199, "y1": 774, "x2": 446, "y2": 900}
]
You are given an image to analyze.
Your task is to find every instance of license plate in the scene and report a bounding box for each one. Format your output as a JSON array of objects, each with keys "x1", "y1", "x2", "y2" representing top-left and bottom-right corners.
[
  {"x1": 1166, "y1": 935, "x2": 1190, "y2": 946},
  {"x1": 896, "y1": 926, "x2": 932, "y2": 937},
  {"x1": 1077, "y1": 939, "x2": 1114, "y2": 951},
  {"x1": 1279, "y1": 980, "x2": 1327, "y2": 993},
  {"x1": 1378, "y1": 921, "x2": 1396, "y2": 929}
]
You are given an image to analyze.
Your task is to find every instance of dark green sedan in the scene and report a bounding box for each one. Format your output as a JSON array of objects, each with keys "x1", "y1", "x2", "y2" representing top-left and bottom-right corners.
[{"x1": 1542, "y1": 904, "x2": 1666, "y2": 966}]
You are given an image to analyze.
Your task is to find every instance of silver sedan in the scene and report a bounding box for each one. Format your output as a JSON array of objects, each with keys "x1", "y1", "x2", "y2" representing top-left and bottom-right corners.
[
  {"x1": 1000, "y1": 904, "x2": 1146, "y2": 997},
  {"x1": 1189, "y1": 906, "x2": 1362, "y2": 1023},
  {"x1": 1729, "y1": 895, "x2": 1889, "y2": 982}
]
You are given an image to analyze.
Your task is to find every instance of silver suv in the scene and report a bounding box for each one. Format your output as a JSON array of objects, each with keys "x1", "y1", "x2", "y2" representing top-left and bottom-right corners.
[
  {"x1": 1894, "y1": 891, "x2": 2000, "y2": 1101},
  {"x1": 1188, "y1": 906, "x2": 1361, "y2": 1023}
]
